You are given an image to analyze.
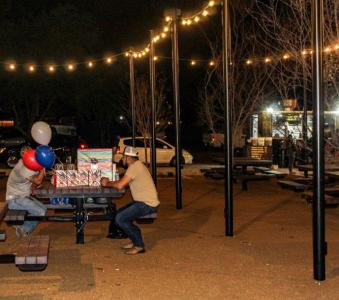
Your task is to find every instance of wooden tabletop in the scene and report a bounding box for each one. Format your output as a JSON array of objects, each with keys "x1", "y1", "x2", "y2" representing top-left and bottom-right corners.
[{"x1": 33, "y1": 183, "x2": 125, "y2": 199}]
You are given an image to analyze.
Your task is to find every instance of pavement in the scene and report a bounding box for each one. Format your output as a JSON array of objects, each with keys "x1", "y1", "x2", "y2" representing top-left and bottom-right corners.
[{"x1": 0, "y1": 174, "x2": 339, "y2": 299}]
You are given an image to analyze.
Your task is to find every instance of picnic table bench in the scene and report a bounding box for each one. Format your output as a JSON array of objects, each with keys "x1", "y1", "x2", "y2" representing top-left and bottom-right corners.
[
  {"x1": 0, "y1": 202, "x2": 50, "y2": 271},
  {"x1": 277, "y1": 180, "x2": 311, "y2": 191},
  {"x1": 302, "y1": 191, "x2": 339, "y2": 207}
]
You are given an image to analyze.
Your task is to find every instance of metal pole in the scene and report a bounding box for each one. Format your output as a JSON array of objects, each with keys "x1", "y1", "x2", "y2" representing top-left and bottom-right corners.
[
  {"x1": 222, "y1": 0, "x2": 233, "y2": 236},
  {"x1": 303, "y1": 64, "x2": 308, "y2": 166},
  {"x1": 150, "y1": 30, "x2": 157, "y2": 186},
  {"x1": 129, "y1": 52, "x2": 136, "y2": 147},
  {"x1": 311, "y1": 0, "x2": 326, "y2": 281},
  {"x1": 168, "y1": 8, "x2": 182, "y2": 209}
]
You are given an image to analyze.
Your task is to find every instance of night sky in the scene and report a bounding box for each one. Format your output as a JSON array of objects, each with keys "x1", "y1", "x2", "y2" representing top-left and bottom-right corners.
[{"x1": 0, "y1": 0, "x2": 220, "y2": 148}]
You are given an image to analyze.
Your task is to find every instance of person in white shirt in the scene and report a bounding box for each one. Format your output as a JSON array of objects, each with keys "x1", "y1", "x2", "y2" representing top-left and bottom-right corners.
[{"x1": 6, "y1": 147, "x2": 46, "y2": 238}]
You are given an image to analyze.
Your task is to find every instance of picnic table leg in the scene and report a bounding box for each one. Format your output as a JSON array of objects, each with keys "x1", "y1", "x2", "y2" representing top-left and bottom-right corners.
[
  {"x1": 106, "y1": 202, "x2": 128, "y2": 239},
  {"x1": 74, "y1": 198, "x2": 85, "y2": 244}
]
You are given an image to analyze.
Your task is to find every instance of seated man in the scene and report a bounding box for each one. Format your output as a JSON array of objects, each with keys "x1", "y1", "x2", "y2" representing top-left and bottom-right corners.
[
  {"x1": 6, "y1": 147, "x2": 47, "y2": 238},
  {"x1": 100, "y1": 146, "x2": 159, "y2": 255}
]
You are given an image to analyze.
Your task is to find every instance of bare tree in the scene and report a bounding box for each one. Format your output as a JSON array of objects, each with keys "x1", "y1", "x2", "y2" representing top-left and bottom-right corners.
[
  {"x1": 198, "y1": 9, "x2": 275, "y2": 149},
  {"x1": 250, "y1": 0, "x2": 339, "y2": 108},
  {"x1": 120, "y1": 75, "x2": 171, "y2": 164}
]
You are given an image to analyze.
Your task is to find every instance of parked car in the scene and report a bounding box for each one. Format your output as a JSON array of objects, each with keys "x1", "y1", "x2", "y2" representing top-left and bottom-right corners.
[
  {"x1": 0, "y1": 126, "x2": 28, "y2": 167},
  {"x1": 0, "y1": 125, "x2": 87, "y2": 168},
  {"x1": 114, "y1": 137, "x2": 193, "y2": 166}
]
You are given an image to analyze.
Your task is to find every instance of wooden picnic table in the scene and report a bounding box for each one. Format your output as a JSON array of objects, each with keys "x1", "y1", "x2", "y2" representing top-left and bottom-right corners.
[
  {"x1": 233, "y1": 158, "x2": 272, "y2": 174},
  {"x1": 33, "y1": 184, "x2": 125, "y2": 244}
]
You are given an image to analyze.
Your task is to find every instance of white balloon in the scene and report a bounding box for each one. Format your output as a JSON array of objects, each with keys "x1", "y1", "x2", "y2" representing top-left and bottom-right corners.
[{"x1": 31, "y1": 121, "x2": 52, "y2": 145}]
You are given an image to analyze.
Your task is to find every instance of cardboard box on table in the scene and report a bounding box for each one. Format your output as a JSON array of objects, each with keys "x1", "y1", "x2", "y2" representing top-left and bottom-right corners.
[{"x1": 77, "y1": 148, "x2": 113, "y2": 185}]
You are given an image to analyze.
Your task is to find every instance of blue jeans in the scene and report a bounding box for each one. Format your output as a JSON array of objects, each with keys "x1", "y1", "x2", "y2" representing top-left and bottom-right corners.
[
  {"x1": 7, "y1": 197, "x2": 47, "y2": 234},
  {"x1": 115, "y1": 201, "x2": 157, "y2": 248}
]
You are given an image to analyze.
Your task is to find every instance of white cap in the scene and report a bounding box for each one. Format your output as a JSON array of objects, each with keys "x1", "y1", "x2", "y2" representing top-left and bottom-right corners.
[{"x1": 123, "y1": 146, "x2": 138, "y2": 157}]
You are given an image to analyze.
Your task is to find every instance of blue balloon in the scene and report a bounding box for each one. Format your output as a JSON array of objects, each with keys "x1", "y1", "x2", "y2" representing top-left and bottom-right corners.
[{"x1": 35, "y1": 145, "x2": 56, "y2": 168}]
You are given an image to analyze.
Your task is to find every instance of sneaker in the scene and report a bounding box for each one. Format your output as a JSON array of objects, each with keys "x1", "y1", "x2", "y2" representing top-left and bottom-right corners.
[
  {"x1": 124, "y1": 246, "x2": 145, "y2": 255},
  {"x1": 15, "y1": 226, "x2": 28, "y2": 239},
  {"x1": 121, "y1": 243, "x2": 134, "y2": 250}
]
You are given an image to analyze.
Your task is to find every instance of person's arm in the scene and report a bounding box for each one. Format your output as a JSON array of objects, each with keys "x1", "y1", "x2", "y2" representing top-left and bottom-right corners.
[
  {"x1": 100, "y1": 175, "x2": 131, "y2": 190},
  {"x1": 30, "y1": 169, "x2": 45, "y2": 186}
]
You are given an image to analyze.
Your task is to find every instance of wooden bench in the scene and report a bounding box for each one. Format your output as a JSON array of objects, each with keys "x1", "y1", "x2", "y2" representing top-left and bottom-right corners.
[
  {"x1": 264, "y1": 170, "x2": 287, "y2": 178},
  {"x1": 302, "y1": 191, "x2": 339, "y2": 207},
  {"x1": 0, "y1": 206, "x2": 50, "y2": 271},
  {"x1": 15, "y1": 235, "x2": 50, "y2": 271},
  {"x1": 254, "y1": 167, "x2": 271, "y2": 173},
  {"x1": 278, "y1": 180, "x2": 310, "y2": 191},
  {"x1": 4, "y1": 209, "x2": 27, "y2": 225}
]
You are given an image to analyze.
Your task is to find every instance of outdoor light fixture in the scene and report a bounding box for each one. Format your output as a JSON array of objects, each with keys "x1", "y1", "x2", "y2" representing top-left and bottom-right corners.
[
  {"x1": 246, "y1": 59, "x2": 252, "y2": 65},
  {"x1": 209, "y1": 61, "x2": 215, "y2": 66},
  {"x1": 264, "y1": 57, "x2": 271, "y2": 63},
  {"x1": 28, "y1": 65, "x2": 35, "y2": 72},
  {"x1": 48, "y1": 65, "x2": 55, "y2": 73},
  {"x1": 164, "y1": 26, "x2": 169, "y2": 32},
  {"x1": 106, "y1": 57, "x2": 112, "y2": 64},
  {"x1": 283, "y1": 54, "x2": 290, "y2": 60},
  {"x1": 67, "y1": 64, "x2": 74, "y2": 71},
  {"x1": 165, "y1": 16, "x2": 171, "y2": 22},
  {"x1": 194, "y1": 16, "x2": 200, "y2": 23},
  {"x1": 153, "y1": 56, "x2": 158, "y2": 61},
  {"x1": 208, "y1": 1, "x2": 215, "y2": 7},
  {"x1": 266, "y1": 107, "x2": 274, "y2": 114},
  {"x1": 202, "y1": 10, "x2": 209, "y2": 16},
  {"x1": 8, "y1": 63, "x2": 16, "y2": 71},
  {"x1": 87, "y1": 61, "x2": 94, "y2": 68},
  {"x1": 191, "y1": 60, "x2": 196, "y2": 66}
]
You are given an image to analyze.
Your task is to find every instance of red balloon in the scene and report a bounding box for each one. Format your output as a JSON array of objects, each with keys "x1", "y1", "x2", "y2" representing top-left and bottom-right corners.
[{"x1": 22, "y1": 149, "x2": 43, "y2": 171}]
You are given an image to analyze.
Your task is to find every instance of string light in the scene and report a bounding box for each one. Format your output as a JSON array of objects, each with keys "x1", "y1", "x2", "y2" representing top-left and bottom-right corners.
[
  {"x1": 67, "y1": 64, "x2": 75, "y2": 71},
  {"x1": 8, "y1": 63, "x2": 16, "y2": 71},
  {"x1": 0, "y1": 0, "x2": 337, "y2": 74},
  {"x1": 28, "y1": 65, "x2": 35, "y2": 72},
  {"x1": 48, "y1": 65, "x2": 55, "y2": 73},
  {"x1": 153, "y1": 56, "x2": 158, "y2": 61}
]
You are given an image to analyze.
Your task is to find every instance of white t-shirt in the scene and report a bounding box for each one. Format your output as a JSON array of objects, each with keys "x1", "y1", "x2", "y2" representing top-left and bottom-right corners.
[{"x1": 6, "y1": 159, "x2": 38, "y2": 201}]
